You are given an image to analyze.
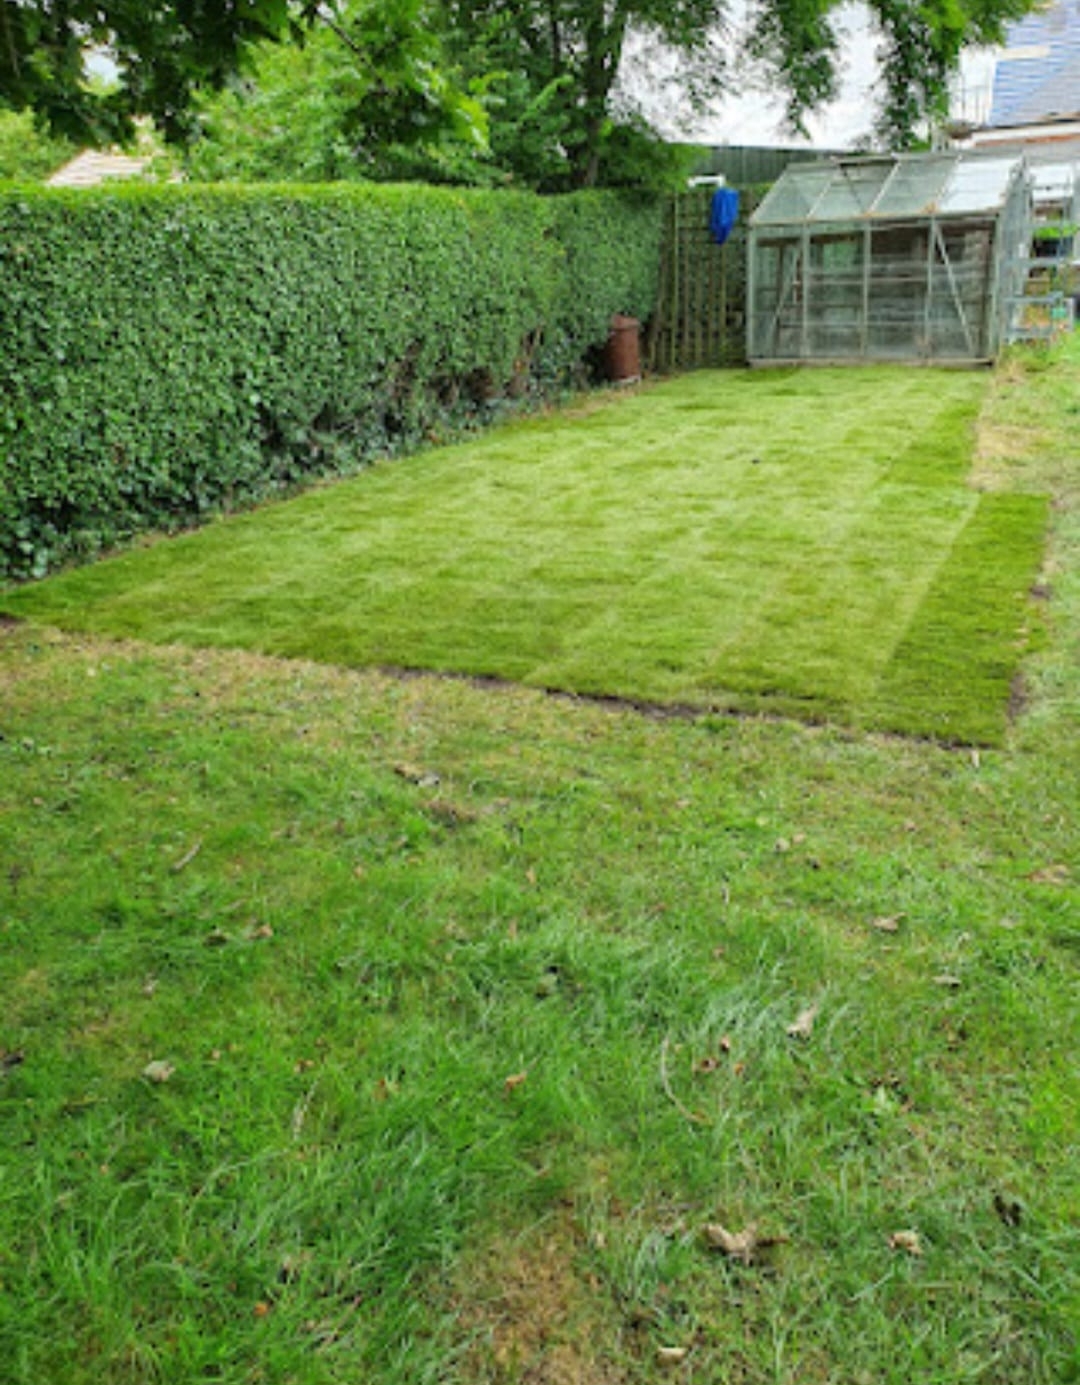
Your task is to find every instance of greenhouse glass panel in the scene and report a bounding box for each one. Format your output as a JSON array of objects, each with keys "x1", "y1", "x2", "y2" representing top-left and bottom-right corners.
[
  {"x1": 747, "y1": 151, "x2": 1033, "y2": 364},
  {"x1": 869, "y1": 158, "x2": 953, "y2": 217},
  {"x1": 938, "y1": 157, "x2": 1017, "y2": 214},
  {"x1": 753, "y1": 166, "x2": 834, "y2": 224},
  {"x1": 810, "y1": 164, "x2": 885, "y2": 220}
]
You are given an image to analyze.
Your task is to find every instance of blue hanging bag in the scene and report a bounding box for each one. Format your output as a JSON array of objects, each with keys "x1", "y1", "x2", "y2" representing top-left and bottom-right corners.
[{"x1": 709, "y1": 187, "x2": 740, "y2": 245}]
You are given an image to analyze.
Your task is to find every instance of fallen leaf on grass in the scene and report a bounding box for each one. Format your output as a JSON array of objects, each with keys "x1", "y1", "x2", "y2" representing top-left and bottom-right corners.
[
  {"x1": 424, "y1": 798, "x2": 479, "y2": 827},
  {"x1": 786, "y1": 1003, "x2": 819, "y2": 1040},
  {"x1": 245, "y1": 923, "x2": 274, "y2": 940},
  {"x1": 393, "y1": 762, "x2": 440, "y2": 788},
  {"x1": 932, "y1": 974, "x2": 962, "y2": 989},
  {"x1": 703, "y1": 1222, "x2": 787, "y2": 1265},
  {"x1": 1027, "y1": 864, "x2": 1070, "y2": 887},
  {"x1": 253, "y1": 1301, "x2": 272, "y2": 1319},
  {"x1": 872, "y1": 914, "x2": 903, "y2": 934},
  {"x1": 888, "y1": 1230, "x2": 923, "y2": 1256},
  {"x1": 503, "y1": 1070, "x2": 528, "y2": 1094},
  {"x1": 142, "y1": 1060, "x2": 175, "y2": 1084},
  {"x1": 656, "y1": 1345, "x2": 689, "y2": 1366}
]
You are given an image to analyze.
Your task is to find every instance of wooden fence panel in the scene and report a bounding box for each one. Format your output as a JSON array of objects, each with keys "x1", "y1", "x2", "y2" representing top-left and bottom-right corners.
[{"x1": 647, "y1": 189, "x2": 754, "y2": 373}]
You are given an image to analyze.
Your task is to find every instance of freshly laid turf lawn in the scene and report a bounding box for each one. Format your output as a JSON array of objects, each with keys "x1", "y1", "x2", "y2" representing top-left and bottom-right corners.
[
  {"x1": 1, "y1": 344, "x2": 1078, "y2": 1385},
  {"x1": 1, "y1": 366, "x2": 1048, "y2": 744}
]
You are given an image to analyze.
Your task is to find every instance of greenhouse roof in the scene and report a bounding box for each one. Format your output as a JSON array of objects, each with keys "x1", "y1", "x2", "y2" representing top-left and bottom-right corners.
[{"x1": 751, "y1": 152, "x2": 1026, "y2": 228}]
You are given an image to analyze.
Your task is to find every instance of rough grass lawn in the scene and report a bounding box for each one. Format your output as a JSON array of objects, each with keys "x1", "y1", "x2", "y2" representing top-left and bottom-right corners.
[
  {"x1": 1, "y1": 343, "x2": 1078, "y2": 1385},
  {"x1": 1, "y1": 366, "x2": 1048, "y2": 745}
]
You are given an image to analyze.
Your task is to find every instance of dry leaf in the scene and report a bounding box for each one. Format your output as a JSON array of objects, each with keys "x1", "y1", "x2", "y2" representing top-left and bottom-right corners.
[
  {"x1": 888, "y1": 1230, "x2": 923, "y2": 1256},
  {"x1": 245, "y1": 923, "x2": 274, "y2": 940},
  {"x1": 703, "y1": 1223, "x2": 761, "y2": 1264},
  {"x1": 142, "y1": 1060, "x2": 175, "y2": 1084},
  {"x1": 253, "y1": 1301, "x2": 272, "y2": 1319},
  {"x1": 393, "y1": 762, "x2": 440, "y2": 787},
  {"x1": 503, "y1": 1070, "x2": 528, "y2": 1094},
  {"x1": 775, "y1": 837, "x2": 791, "y2": 854},
  {"x1": 703, "y1": 1222, "x2": 787, "y2": 1264},
  {"x1": 1028, "y1": 864, "x2": 1070, "y2": 887},
  {"x1": 694, "y1": 1055, "x2": 721, "y2": 1074},
  {"x1": 933, "y1": 974, "x2": 962, "y2": 989},
  {"x1": 786, "y1": 1003, "x2": 819, "y2": 1040},
  {"x1": 656, "y1": 1345, "x2": 689, "y2": 1366},
  {"x1": 872, "y1": 914, "x2": 903, "y2": 934},
  {"x1": 525, "y1": 867, "x2": 537, "y2": 886}
]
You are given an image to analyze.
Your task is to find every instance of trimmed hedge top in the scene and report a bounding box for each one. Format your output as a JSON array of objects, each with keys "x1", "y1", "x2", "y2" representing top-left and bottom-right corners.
[{"x1": 0, "y1": 182, "x2": 661, "y2": 579}]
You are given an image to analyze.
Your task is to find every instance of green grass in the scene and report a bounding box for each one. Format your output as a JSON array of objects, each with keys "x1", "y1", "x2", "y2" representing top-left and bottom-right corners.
[
  {"x1": 1, "y1": 346, "x2": 1077, "y2": 1384},
  {"x1": 1, "y1": 366, "x2": 1048, "y2": 744}
]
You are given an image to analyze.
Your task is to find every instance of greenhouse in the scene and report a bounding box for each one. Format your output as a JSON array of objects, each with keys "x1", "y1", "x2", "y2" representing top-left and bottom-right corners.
[{"x1": 747, "y1": 152, "x2": 1034, "y2": 365}]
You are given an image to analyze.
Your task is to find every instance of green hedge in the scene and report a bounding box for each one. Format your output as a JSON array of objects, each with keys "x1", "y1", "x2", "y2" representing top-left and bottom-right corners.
[{"x1": 0, "y1": 183, "x2": 661, "y2": 580}]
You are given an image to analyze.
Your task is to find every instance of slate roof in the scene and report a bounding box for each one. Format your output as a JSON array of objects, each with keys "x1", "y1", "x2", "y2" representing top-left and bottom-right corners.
[{"x1": 990, "y1": 0, "x2": 1080, "y2": 127}]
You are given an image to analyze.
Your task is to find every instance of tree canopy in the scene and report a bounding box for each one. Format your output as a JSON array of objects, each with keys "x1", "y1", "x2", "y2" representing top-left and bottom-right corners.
[
  {"x1": 1, "y1": 0, "x2": 1038, "y2": 183},
  {"x1": 185, "y1": 2, "x2": 487, "y2": 185},
  {"x1": 0, "y1": 0, "x2": 321, "y2": 143}
]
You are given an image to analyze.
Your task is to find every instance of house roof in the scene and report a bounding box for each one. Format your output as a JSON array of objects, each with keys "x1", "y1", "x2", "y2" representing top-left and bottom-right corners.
[
  {"x1": 751, "y1": 152, "x2": 1026, "y2": 228},
  {"x1": 989, "y1": 0, "x2": 1080, "y2": 127},
  {"x1": 47, "y1": 149, "x2": 148, "y2": 187}
]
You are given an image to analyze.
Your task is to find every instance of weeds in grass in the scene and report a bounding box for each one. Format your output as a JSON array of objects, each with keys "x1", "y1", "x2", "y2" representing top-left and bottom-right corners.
[{"x1": 1, "y1": 347, "x2": 1077, "y2": 1382}]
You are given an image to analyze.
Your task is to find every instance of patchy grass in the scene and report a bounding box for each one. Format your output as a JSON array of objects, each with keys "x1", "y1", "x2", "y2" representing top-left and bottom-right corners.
[
  {"x1": 1, "y1": 366, "x2": 1047, "y2": 744},
  {"x1": 1, "y1": 345, "x2": 1077, "y2": 1384}
]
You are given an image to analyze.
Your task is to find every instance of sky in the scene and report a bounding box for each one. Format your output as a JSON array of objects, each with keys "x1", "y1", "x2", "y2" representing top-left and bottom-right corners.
[{"x1": 630, "y1": 1, "x2": 1000, "y2": 150}]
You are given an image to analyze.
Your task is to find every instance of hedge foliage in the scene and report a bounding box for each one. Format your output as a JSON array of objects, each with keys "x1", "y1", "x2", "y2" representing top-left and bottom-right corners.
[{"x1": 0, "y1": 183, "x2": 661, "y2": 580}]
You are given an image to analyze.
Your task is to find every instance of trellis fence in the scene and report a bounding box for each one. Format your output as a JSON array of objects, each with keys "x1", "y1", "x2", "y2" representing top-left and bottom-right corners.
[{"x1": 647, "y1": 188, "x2": 760, "y2": 373}]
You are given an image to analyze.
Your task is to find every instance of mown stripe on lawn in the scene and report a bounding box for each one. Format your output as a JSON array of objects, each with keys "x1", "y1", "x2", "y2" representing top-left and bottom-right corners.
[{"x1": 870, "y1": 491, "x2": 1049, "y2": 744}]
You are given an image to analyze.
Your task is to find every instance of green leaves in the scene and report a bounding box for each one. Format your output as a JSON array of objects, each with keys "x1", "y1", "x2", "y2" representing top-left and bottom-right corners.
[{"x1": 0, "y1": 183, "x2": 661, "y2": 581}]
